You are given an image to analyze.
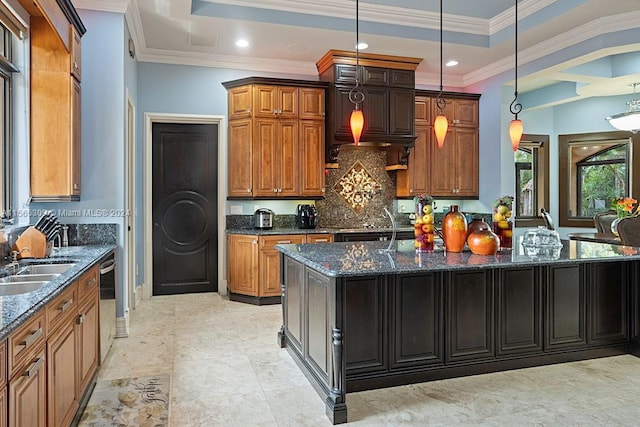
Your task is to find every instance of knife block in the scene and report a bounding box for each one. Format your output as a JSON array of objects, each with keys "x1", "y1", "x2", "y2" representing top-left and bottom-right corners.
[{"x1": 13, "y1": 226, "x2": 48, "y2": 258}]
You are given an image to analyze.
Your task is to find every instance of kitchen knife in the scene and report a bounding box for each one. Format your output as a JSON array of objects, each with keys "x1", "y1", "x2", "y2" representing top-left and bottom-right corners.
[
  {"x1": 47, "y1": 224, "x2": 61, "y2": 241},
  {"x1": 34, "y1": 214, "x2": 47, "y2": 231},
  {"x1": 40, "y1": 215, "x2": 56, "y2": 236}
]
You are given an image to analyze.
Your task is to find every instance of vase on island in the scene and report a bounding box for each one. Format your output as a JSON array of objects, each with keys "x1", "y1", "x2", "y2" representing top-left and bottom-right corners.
[
  {"x1": 442, "y1": 205, "x2": 467, "y2": 252},
  {"x1": 492, "y1": 195, "x2": 514, "y2": 249},
  {"x1": 414, "y1": 195, "x2": 435, "y2": 252}
]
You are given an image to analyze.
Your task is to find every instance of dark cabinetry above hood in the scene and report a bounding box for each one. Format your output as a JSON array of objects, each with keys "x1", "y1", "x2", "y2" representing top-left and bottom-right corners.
[{"x1": 317, "y1": 50, "x2": 423, "y2": 162}]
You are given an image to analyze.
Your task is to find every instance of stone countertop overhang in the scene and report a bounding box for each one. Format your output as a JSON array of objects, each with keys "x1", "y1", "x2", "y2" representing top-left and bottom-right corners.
[
  {"x1": 276, "y1": 239, "x2": 640, "y2": 277},
  {"x1": 226, "y1": 227, "x2": 415, "y2": 235},
  {"x1": 0, "y1": 245, "x2": 117, "y2": 341}
]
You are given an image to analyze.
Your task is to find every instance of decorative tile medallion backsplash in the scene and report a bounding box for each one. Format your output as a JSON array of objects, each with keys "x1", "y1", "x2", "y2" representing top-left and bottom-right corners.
[
  {"x1": 334, "y1": 161, "x2": 381, "y2": 213},
  {"x1": 317, "y1": 147, "x2": 395, "y2": 228}
]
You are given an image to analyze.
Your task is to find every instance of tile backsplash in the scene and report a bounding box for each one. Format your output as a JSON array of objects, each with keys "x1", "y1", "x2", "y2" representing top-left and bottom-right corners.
[{"x1": 316, "y1": 146, "x2": 396, "y2": 228}]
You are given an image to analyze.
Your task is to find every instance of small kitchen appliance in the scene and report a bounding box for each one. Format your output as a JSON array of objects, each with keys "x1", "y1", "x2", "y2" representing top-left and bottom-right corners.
[
  {"x1": 253, "y1": 208, "x2": 274, "y2": 229},
  {"x1": 297, "y1": 204, "x2": 318, "y2": 229}
]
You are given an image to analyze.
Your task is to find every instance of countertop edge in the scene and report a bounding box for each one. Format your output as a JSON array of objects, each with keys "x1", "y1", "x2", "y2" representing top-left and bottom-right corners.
[{"x1": 0, "y1": 245, "x2": 117, "y2": 342}]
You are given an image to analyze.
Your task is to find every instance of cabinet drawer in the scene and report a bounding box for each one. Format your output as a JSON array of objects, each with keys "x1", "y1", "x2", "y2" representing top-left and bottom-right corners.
[
  {"x1": 46, "y1": 283, "x2": 77, "y2": 335},
  {"x1": 8, "y1": 312, "x2": 46, "y2": 379},
  {"x1": 259, "y1": 234, "x2": 306, "y2": 249},
  {"x1": 77, "y1": 265, "x2": 99, "y2": 302},
  {"x1": 306, "y1": 234, "x2": 334, "y2": 243}
]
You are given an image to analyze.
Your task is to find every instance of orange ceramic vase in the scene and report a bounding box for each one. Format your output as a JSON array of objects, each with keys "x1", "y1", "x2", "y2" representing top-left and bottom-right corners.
[
  {"x1": 467, "y1": 228, "x2": 500, "y2": 255},
  {"x1": 442, "y1": 205, "x2": 467, "y2": 252}
]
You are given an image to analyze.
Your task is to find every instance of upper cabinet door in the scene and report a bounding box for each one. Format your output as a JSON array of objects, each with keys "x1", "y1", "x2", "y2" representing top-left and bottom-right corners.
[
  {"x1": 299, "y1": 88, "x2": 325, "y2": 120},
  {"x1": 254, "y1": 86, "x2": 298, "y2": 118},
  {"x1": 228, "y1": 86, "x2": 253, "y2": 120},
  {"x1": 70, "y1": 28, "x2": 81, "y2": 81}
]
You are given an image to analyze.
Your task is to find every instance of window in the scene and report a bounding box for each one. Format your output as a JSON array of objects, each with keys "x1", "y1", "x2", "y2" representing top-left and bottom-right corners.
[
  {"x1": 514, "y1": 134, "x2": 549, "y2": 227},
  {"x1": 559, "y1": 131, "x2": 640, "y2": 228},
  {"x1": 0, "y1": 23, "x2": 16, "y2": 219}
]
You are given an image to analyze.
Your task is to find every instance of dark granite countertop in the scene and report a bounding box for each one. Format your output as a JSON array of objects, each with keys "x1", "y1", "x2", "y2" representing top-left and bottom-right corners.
[
  {"x1": 0, "y1": 245, "x2": 116, "y2": 341},
  {"x1": 226, "y1": 227, "x2": 415, "y2": 235},
  {"x1": 276, "y1": 239, "x2": 640, "y2": 277}
]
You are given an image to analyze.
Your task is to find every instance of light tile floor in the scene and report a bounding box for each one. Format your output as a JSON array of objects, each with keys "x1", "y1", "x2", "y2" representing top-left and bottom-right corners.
[{"x1": 97, "y1": 293, "x2": 640, "y2": 426}]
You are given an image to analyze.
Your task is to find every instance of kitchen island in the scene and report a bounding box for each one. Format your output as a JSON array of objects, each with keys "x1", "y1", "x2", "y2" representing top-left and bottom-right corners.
[{"x1": 276, "y1": 239, "x2": 640, "y2": 424}]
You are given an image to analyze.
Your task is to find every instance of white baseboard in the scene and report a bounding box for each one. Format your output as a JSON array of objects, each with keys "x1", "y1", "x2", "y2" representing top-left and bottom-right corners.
[
  {"x1": 115, "y1": 313, "x2": 130, "y2": 338},
  {"x1": 134, "y1": 286, "x2": 142, "y2": 308}
]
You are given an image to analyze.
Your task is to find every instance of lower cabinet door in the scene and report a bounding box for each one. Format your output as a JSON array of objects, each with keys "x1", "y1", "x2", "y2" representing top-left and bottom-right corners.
[
  {"x1": 545, "y1": 265, "x2": 586, "y2": 350},
  {"x1": 9, "y1": 348, "x2": 46, "y2": 427},
  {"x1": 446, "y1": 270, "x2": 494, "y2": 363},
  {"x1": 47, "y1": 319, "x2": 78, "y2": 427},
  {"x1": 78, "y1": 292, "x2": 99, "y2": 396}
]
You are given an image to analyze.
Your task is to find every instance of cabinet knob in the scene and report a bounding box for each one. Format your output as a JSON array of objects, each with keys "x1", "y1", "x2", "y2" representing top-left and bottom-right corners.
[
  {"x1": 252, "y1": 239, "x2": 258, "y2": 244},
  {"x1": 273, "y1": 188, "x2": 278, "y2": 192},
  {"x1": 73, "y1": 183, "x2": 80, "y2": 190},
  {"x1": 247, "y1": 188, "x2": 251, "y2": 192}
]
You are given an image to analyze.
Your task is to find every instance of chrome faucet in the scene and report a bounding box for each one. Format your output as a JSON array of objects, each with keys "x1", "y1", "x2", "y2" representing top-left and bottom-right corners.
[
  {"x1": 6, "y1": 248, "x2": 29, "y2": 274},
  {"x1": 378, "y1": 207, "x2": 397, "y2": 253}
]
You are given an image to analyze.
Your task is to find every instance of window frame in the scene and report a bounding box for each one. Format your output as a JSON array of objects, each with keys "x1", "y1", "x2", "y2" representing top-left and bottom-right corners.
[
  {"x1": 559, "y1": 131, "x2": 640, "y2": 228},
  {"x1": 514, "y1": 134, "x2": 549, "y2": 228},
  {"x1": 0, "y1": 24, "x2": 16, "y2": 220}
]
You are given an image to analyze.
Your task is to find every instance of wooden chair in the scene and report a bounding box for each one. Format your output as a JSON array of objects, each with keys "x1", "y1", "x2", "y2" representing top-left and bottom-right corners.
[
  {"x1": 593, "y1": 210, "x2": 617, "y2": 235},
  {"x1": 616, "y1": 216, "x2": 640, "y2": 247}
]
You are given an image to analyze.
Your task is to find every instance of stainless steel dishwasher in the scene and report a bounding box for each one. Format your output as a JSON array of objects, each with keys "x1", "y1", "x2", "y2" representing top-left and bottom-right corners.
[{"x1": 99, "y1": 254, "x2": 116, "y2": 363}]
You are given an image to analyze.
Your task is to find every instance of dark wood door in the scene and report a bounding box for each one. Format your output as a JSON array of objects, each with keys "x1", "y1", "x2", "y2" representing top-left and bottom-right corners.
[
  {"x1": 545, "y1": 265, "x2": 586, "y2": 349},
  {"x1": 152, "y1": 123, "x2": 218, "y2": 295}
]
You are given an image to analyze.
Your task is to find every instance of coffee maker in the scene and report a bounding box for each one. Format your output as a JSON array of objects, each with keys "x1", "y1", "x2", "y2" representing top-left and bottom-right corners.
[{"x1": 296, "y1": 204, "x2": 318, "y2": 229}]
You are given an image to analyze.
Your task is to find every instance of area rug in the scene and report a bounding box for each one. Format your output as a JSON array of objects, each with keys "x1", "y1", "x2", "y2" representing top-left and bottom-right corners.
[{"x1": 79, "y1": 374, "x2": 170, "y2": 427}]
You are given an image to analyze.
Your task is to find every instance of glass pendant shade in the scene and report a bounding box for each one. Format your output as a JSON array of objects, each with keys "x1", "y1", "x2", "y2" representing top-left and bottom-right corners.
[
  {"x1": 350, "y1": 108, "x2": 364, "y2": 146},
  {"x1": 509, "y1": 119, "x2": 523, "y2": 151},
  {"x1": 606, "y1": 99, "x2": 640, "y2": 133},
  {"x1": 434, "y1": 114, "x2": 448, "y2": 149}
]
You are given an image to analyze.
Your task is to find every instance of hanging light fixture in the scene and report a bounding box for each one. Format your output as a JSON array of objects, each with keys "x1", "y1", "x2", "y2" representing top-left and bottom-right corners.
[
  {"x1": 605, "y1": 83, "x2": 640, "y2": 133},
  {"x1": 433, "y1": 0, "x2": 448, "y2": 149},
  {"x1": 349, "y1": 0, "x2": 365, "y2": 146},
  {"x1": 508, "y1": 0, "x2": 523, "y2": 152}
]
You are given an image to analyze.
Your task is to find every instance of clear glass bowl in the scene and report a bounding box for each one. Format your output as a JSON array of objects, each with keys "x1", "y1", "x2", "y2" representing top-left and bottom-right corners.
[{"x1": 521, "y1": 227, "x2": 563, "y2": 259}]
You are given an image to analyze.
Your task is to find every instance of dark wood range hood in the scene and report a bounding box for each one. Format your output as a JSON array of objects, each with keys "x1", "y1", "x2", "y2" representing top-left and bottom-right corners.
[{"x1": 316, "y1": 50, "x2": 423, "y2": 163}]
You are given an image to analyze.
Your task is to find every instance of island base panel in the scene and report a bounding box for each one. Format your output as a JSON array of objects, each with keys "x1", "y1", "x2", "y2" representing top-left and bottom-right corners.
[{"x1": 228, "y1": 292, "x2": 281, "y2": 305}]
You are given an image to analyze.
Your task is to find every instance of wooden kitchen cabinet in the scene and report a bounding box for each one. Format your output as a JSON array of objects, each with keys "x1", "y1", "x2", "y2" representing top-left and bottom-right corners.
[
  {"x1": 77, "y1": 289, "x2": 99, "y2": 397},
  {"x1": 398, "y1": 91, "x2": 480, "y2": 198},
  {"x1": 227, "y1": 233, "x2": 327, "y2": 303},
  {"x1": 227, "y1": 234, "x2": 260, "y2": 296},
  {"x1": 47, "y1": 317, "x2": 78, "y2": 427},
  {"x1": 8, "y1": 312, "x2": 46, "y2": 427},
  {"x1": 0, "y1": 340, "x2": 6, "y2": 427},
  {"x1": 253, "y1": 119, "x2": 299, "y2": 197},
  {"x1": 254, "y1": 85, "x2": 298, "y2": 118},
  {"x1": 299, "y1": 120, "x2": 325, "y2": 197},
  {"x1": 430, "y1": 128, "x2": 479, "y2": 197},
  {"x1": 224, "y1": 78, "x2": 327, "y2": 199},
  {"x1": 307, "y1": 234, "x2": 334, "y2": 243},
  {"x1": 259, "y1": 235, "x2": 306, "y2": 297},
  {"x1": 25, "y1": 0, "x2": 85, "y2": 201}
]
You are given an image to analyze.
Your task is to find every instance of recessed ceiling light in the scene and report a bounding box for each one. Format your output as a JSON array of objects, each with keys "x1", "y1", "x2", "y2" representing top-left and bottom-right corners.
[
  {"x1": 446, "y1": 60, "x2": 458, "y2": 67},
  {"x1": 235, "y1": 39, "x2": 249, "y2": 48},
  {"x1": 356, "y1": 42, "x2": 368, "y2": 51}
]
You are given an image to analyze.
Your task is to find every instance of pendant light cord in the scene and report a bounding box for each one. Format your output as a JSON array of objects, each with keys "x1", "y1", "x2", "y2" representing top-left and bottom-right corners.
[
  {"x1": 349, "y1": 0, "x2": 365, "y2": 108},
  {"x1": 509, "y1": 0, "x2": 522, "y2": 119},
  {"x1": 435, "y1": 0, "x2": 446, "y2": 113}
]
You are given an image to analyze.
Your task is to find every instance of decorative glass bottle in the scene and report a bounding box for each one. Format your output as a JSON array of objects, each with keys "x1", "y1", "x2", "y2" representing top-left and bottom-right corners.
[
  {"x1": 413, "y1": 195, "x2": 435, "y2": 252},
  {"x1": 492, "y1": 196, "x2": 514, "y2": 249},
  {"x1": 442, "y1": 205, "x2": 467, "y2": 252}
]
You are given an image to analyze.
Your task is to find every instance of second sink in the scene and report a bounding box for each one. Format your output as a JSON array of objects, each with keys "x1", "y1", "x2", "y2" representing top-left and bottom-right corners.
[
  {"x1": 0, "y1": 274, "x2": 60, "y2": 283},
  {"x1": 19, "y1": 263, "x2": 77, "y2": 275}
]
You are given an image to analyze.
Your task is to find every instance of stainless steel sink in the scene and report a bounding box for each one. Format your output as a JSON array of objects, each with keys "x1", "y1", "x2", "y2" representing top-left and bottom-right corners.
[
  {"x1": 0, "y1": 281, "x2": 48, "y2": 296},
  {"x1": 0, "y1": 274, "x2": 60, "y2": 283},
  {"x1": 19, "y1": 263, "x2": 76, "y2": 275}
]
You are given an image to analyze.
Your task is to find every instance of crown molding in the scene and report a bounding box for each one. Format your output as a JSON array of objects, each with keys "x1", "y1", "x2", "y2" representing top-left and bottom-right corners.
[
  {"x1": 71, "y1": 0, "x2": 130, "y2": 13},
  {"x1": 200, "y1": 0, "x2": 489, "y2": 35},
  {"x1": 490, "y1": 0, "x2": 556, "y2": 34},
  {"x1": 137, "y1": 48, "x2": 319, "y2": 76},
  {"x1": 463, "y1": 11, "x2": 640, "y2": 87}
]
